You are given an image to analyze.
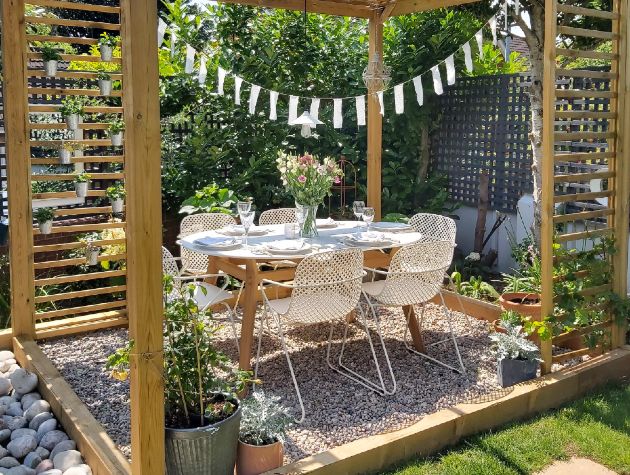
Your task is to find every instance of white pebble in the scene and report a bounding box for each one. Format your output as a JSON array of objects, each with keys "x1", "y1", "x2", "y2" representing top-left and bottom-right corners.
[
  {"x1": 52, "y1": 451, "x2": 82, "y2": 472},
  {"x1": 9, "y1": 370, "x2": 38, "y2": 396}
]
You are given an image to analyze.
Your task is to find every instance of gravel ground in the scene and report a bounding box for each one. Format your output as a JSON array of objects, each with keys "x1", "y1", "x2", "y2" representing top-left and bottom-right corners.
[{"x1": 38, "y1": 304, "x2": 587, "y2": 464}]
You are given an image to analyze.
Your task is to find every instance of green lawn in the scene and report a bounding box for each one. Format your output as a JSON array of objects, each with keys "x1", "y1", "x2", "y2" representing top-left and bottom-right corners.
[{"x1": 383, "y1": 381, "x2": 630, "y2": 475}]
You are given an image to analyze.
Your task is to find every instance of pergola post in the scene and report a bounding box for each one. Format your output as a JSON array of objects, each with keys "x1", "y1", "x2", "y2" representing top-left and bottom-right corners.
[
  {"x1": 367, "y1": 12, "x2": 383, "y2": 221},
  {"x1": 1, "y1": 0, "x2": 36, "y2": 340},
  {"x1": 120, "y1": 1, "x2": 165, "y2": 473}
]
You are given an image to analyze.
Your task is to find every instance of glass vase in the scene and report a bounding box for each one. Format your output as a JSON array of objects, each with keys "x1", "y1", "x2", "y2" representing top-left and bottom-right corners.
[{"x1": 296, "y1": 202, "x2": 319, "y2": 238}]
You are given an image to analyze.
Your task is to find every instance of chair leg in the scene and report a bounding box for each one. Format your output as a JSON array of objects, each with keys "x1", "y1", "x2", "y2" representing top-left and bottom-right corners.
[
  {"x1": 275, "y1": 319, "x2": 306, "y2": 423},
  {"x1": 219, "y1": 302, "x2": 240, "y2": 354}
]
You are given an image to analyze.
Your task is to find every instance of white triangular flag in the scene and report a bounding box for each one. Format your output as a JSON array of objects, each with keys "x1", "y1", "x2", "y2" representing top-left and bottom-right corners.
[
  {"x1": 170, "y1": 30, "x2": 177, "y2": 58},
  {"x1": 198, "y1": 56, "x2": 207, "y2": 85},
  {"x1": 475, "y1": 29, "x2": 484, "y2": 58},
  {"x1": 412, "y1": 76, "x2": 424, "y2": 106},
  {"x1": 217, "y1": 67, "x2": 226, "y2": 95},
  {"x1": 310, "y1": 98, "x2": 320, "y2": 123},
  {"x1": 158, "y1": 19, "x2": 168, "y2": 47},
  {"x1": 356, "y1": 96, "x2": 366, "y2": 126},
  {"x1": 234, "y1": 76, "x2": 243, "y2": 105},
  {"x1": 394, "y1": 84, "x2": 404, "y2": 114},
  {"x1": 333, "y1": 99, "x2": 343, "y2": 128},
  {"x1": 445, "y1": 54, "x2": 456, "y2": 85},
  {"x1": 462, "y1": 42, "x2": 473, "y2": 72},
  {"x1": 248, "y1": 85, "x2": 261, "y2": 115},
  {"x1": 431, "y1": 66, "x2": 443, "y2": 95},
  {"x1": 497, "y1": 39, "x2": 506, "y2": 56},
  {"x1": 490, "y1": 16, "x2": 497, "y2": 45},
  {"x1": 269, "y1": 91, "x2": 279, "y2": 121},
  {"x1": 377, "y1": 91, "x2": 384, "y2": 116},
  {"x1": 185, "y1": 45, "x2": 195, "y2": 74},
  {"x1": 288, "y1": 95, "x2": 298, "y2": 124}
]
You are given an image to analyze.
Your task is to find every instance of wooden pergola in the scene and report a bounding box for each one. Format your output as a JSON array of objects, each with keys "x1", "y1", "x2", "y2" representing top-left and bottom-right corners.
[{"x1": 0, "y1": 0, "x2": 628, "y2": 474}]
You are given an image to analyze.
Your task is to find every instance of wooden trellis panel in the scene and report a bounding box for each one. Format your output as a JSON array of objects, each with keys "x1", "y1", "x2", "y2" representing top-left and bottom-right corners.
[{"x1": 542, "y1": 0, "x2": 629, "y2": 373}]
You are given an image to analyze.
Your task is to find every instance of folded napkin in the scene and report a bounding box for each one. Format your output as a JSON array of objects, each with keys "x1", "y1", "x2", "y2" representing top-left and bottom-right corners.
[
  {"x1": 266, "y1": 240, "x2": 305, "y2": 251},
  {"x1": 347, "y1": 232, "x2": 387, "y2": 243},
  {"x1": 193, "y1": 237, "x2": 235, "y2": 247}
]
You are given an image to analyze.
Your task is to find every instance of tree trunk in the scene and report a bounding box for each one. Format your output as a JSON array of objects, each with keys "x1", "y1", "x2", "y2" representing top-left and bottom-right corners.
[{"x1": 474, "y1": 170, "x2": 489, "y2": 253}]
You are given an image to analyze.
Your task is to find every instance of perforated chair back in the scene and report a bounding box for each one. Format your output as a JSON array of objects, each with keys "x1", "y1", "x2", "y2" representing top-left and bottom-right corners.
[
  {"x1": 180, "y1": 213, "x2": 236, "y2": 274},
  {"x1": 282, "y1": 248, "x2": 364, "y2": 325},
  {"x1": 259, "y1": 208, "x2": 296, "y2": 226},
  {"x1": 408, "y1": 213, "x2": 456, "y2": 243},
  {"x1": 162, "y1": 246, "x2": 180, "y2": 278}
]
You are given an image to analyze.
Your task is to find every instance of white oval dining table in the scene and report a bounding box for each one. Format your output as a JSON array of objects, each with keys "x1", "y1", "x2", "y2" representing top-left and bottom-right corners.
[{"x1": 179, "y1": 221, "x2": 427, "y2": 371}]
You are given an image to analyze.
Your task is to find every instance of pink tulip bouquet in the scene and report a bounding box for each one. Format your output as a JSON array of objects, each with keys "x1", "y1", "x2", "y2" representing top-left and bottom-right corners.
[{"x1": 276, "y1": 152, "x2": 343, "y2": 206}]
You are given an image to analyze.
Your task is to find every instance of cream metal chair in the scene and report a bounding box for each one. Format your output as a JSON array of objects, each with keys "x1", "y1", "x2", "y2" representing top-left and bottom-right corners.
[
  {"x1": 162, "y1": 246, "x2": 239, "y2": 352},
  {"x1": 179, "y1": 213, "x2": 236, "y2": 275},
  {"x1": 258, "y1": 208, "x2": 296, "y2": 226},
  {"x1": 255, "y1": 248, "x2": 395, "y2": 422},
  {"x1": 362, "y1": 240, "x2": 466, "y2": 373}
]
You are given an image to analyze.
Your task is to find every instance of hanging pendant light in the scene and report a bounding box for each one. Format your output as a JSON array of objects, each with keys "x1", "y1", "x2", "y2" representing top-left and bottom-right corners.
[
  {"x1": 362, "y1": 52, "x2": 391, "y2": 93},
  {"x1": 290, "y1": 110, "x2": 323, "y2": 138}
]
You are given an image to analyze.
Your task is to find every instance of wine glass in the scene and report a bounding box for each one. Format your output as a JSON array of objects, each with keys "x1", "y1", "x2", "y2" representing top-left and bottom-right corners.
[
  {"x1": 237, "y1": 201, "x2": 251, "y2": 215},
  {"x1": 352, "y1": 201, "x2": 365, "y2": 233},
  {"x1": 362, "y1": 207, "x2": 375, "y2": 233},
  {"x1": 295, "y1": 207, "x2": 307, "y2": 242},
  {"x1": 240, "y1": 210, "x2": 255, "y2": 248}
]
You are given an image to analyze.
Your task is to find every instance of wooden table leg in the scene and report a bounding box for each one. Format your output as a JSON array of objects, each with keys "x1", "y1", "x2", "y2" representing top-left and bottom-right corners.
[
  {"x1": 239, "y1": 260, "x2": 259, "y2": 371},
  {"x1": 404, "y1": 305, "x2": 426, "y2": 353}
]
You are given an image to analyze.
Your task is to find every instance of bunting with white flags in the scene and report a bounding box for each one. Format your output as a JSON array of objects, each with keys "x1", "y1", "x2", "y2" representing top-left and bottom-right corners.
[
  {"x1": 288, "y1": 95, "x2": 299, "y2": 124},
  {"x1": 234, "y1": 76, "x2": 243, "y2": 105},
  {"x1": 445, "y1": 55, "x2": 456, "y2": 85},
  {"x1": 158, "y1": 18, "x2": 168, "y2": 47},
  {"x1": 198, "y1": 56, "x2": 207, "y2": 85},
  {"x1": 490, "y1": 16, "x2": 497, "y2": 45},
  {"x1": 462, "y1": 42, "x2": 473, "y2": 72},
  {"x1": 217, "y1": 67, "x2": 226, "y2": 95},
  {"x1": 170, "y1": 30, "x2": 177, "y2": 58},
  {"x1": 310, "y1": 98, "x2": 320, "y2": 122},
  {"x1": 394, "y1": 84, "x2": 404, "y2": 114},
  {"x1": 248, "y1": 85, "x2": 261, "y2": 115},
  {"x1": 475, "y1": 29, "x2": 484, "y2": 58},
  {"x1": 333, "y1": 99, "x2": 343, "y2": 128},
  {"x1": 377, "y1": 91, "x2": 384, "y2": 116},
  {"x1": 431, "y1": 66, "x2": 443, "y2": 95},
  {"x1": 269, "y1": 91, "x2": 279, "y2": 121},
  {"x1": 185, "y1": 45, "x2": 195, "y2": 74},
  {"x1": 412, "y1": 76, "x2": 424, "y2": 106},
  {"x1": 356, "y1": 96, "x2": 366, "y2": 126}
]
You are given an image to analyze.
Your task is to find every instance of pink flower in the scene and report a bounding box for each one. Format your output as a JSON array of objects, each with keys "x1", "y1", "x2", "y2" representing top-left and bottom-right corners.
[
  {"x1": 334, "y1": 176, "x2": 341, "y2": 184},
  {"x1": 298, "y1": 175, "x2": 307, "y2": 183},
  {"x1": 300, "y1": 155, "x2": 313, "y2": 165}
]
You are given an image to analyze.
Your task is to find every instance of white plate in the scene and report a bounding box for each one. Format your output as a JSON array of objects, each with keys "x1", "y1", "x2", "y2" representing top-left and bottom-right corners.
[
  {"x1": 370, "y1": 221, "x2": 412, "y2": 232},
  {"x1": 264, "y1": 240, "x2": 312, "y2": 255},
  {"x1": 193, "y1": 237, "x2": 241, "y2": 251},
  {"x1": 217, "y1": 225, "x2": 269, "y2": 237},
  {"x1": 316, "y1": 218, "x2": 337, "y2": 229},
  {"x1": 343, "y1": 232, "x2": 394, "y2": 247}
]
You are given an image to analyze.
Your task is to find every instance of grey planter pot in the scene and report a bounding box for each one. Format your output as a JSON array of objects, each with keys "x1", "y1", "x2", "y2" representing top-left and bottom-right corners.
[
  {"x1": 497, "y1": 358, "x2": 538, "y2": 388},
  {"x1": 59, "y1": 149, "x2": 72, "y2": 165},
  {"x1": 100, "y1": 44, "x2": 113, "y2": 61},
  {"x1": 111, "y1": 199, "x2": 124, "y2": 214},
  {"x1": 75, "y1": 182, "x2": 88, "y2": 198},
  {"x1": 38, "y1": 220, "x2": 53, "y2": 235},
  {"x1": 44, "y1": 60, "x2": 58, "y2": 77},
  {"x1": 99, "y1": 79, "x2": 113, "y2": 96},
  {"x1": 165, "y1": 400, "x2": 242, "y2": 475},
  {"x1": 110, "y1": 132, "x2": 123, "y2": 147},
  {"x1": 65, "y1": 114, "x2": 79, "y2": 131},
  {"x1": 85, "y1": 247, "x2": 99, "y2": 266}
]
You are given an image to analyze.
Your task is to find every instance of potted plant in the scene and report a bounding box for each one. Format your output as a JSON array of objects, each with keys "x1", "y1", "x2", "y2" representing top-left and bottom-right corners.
[
  {"x1": 97, "y1": 70, "x2": 113, "y2": 96},
  {"x1": 106, "y1": 182, "x2": 126, "y2": 214},
  {"x1": 41, "y1": 43, "x2": 62, "y2": 77},
  {"x1": 500, "y1": 239, "x2": 542, "y2": 319},
  {"x1": 85, "y1": 242, "x2": 100, "y2": 265},
  {"x1": 490, "y1": 322, "x2": 542, "y2": 388},
  {"x1": 59, "y1": 96, "x2": 84, "y2": 131},
  {"x1": 236, "y1": 391, "x2": 292, "y2": 475},
  {"x1": 73, "y1": 171, "x2": 91, "y2": 198},
  {"x1": 108, "y1": 117, "x2": 125, "y2": 146},
  {"x1": 106, "y1": 277, "x2": 252, "y2": 475},
  {"x1": 58, "y1": 142, "x2": 74, "y2": 164},
  {"x1": 33, "y1": 207, "x2": 55, "y2": 235},
  {"x1": 98, "y1": 33, "x2": 119, "y2": 61}
]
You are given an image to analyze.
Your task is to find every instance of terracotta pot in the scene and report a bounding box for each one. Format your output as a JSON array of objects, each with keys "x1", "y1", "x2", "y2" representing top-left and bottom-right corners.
[
  {"x1": 236, "y1": 440, "x2": 283, "y2": 475},
  {"x1": 499, "y1": 292, "x2": 541, "y2": 319}
]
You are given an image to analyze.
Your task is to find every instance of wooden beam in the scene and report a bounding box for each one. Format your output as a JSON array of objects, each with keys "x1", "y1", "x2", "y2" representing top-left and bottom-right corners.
[
  {"x1": 120, "y1": 1, "x2": 165, "y2": 474},
  {"x1": 217, "y1": 0, "x2": 372, "y2": 18},
  {"x1": 367, "y1": 13, "x2": 383, "y2": 221},
  {"x1": 389, "y1": 0, "x2": 481, "y2": 16},
  {"x1": 2, "y1": 0, "x2": 36, "y2": 339}
]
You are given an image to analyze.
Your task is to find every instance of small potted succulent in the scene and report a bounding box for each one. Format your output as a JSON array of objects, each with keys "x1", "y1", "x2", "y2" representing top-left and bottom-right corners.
[
  {"x1": 59, "y1": 96, "x2": 84, "y2": 131},
  {"x1": 85, "y1": 241, "x2": 100, "y2": 266},
  {"x1": 490, "y1": 323, "x2": 542, "y2": 388},
  {"x1": 97, "y1": 70, "x2": 113, "y2": 96},
  {"x1": 98, "y1": 33, "x2": 119, "y2": 61},
  {"x1": 73, "y1": 171, "x2": 91, "y2": 198},
  {"x1": 58, "y1": 142, "x2": 74, "y2": 164},
  {"x1": 106, "y1": 182, "x2": 126, "y2": 214},
  {"x1": 236, "y1": 391, "x2": 292, "y2": 475},
  {"x1": 33, "y1": 207, "x2": 55, "y2": 235},
  {"x1": 41, "y1": 43, "x2": 62, "y2": 77},
  {"x1": 108, "y1": 117, "x2": 125, "y2": 146}
]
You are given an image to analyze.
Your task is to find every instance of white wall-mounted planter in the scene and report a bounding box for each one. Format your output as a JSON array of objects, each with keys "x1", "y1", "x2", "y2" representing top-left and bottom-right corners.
[
  {"x1": 65, "y1": 114, "x2": 80, "y2": 131},
  {"x1": 111, "y1": 199, "x2": 124, "y2": 214},
  {"x1": 75, "y1": 182, "x2": 88, "y2": 198},
  {"x1": 44, "y1": 60, "x2": 58, "y2": 77},
  {"x1": 33, "y1": 197, "x2": 85, "y2": 209},
  {"x1": 59, "y1": 149, "x2": 72, "y2": 165},
  {"x1": 99, "y1": 79, "x2": 113, "y2": 96},
  {"x1": 100, "y1": 45, "x2": 113, "y2": 61},
  {"x1": 86, "y1": 247, "x2": 100, "y2": 266},
  {"x1": 38, "y1": 220, "x2": 53, "y2": 235},
  {"x1": 110, "y1": 132, "x2": 123, "y2": 147}
]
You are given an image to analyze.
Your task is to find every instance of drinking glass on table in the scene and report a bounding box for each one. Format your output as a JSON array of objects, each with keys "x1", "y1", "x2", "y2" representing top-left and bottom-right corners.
[
  {"x1": 362, "y1": 207, "x2": 375, "y2": 233},
  {"x1": 352, "y1": 201, "x2": 365, "y2": 233},
  {"x1": 240, "y1": 210, "x2": 255, "y2": 248},
  {"x1": 237, "y1": 200, "x2": 252, "y2": 215},
  {"x1": 295, "y1": 207, "x2": 307, "y2": 242}
]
